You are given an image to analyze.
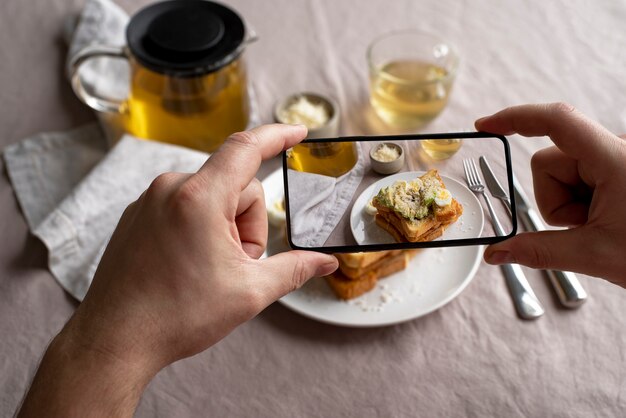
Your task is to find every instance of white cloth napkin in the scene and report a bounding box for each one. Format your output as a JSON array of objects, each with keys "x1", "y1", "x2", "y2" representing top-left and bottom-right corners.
[
  {"x1": 2, "y1": 0, "x2": 260, "y2": 300},
  {"x1": 65, "y1": 0, "x2": 129, "y2": 100},
  {"x1": 287, "y1": 148, "x2": 365, "y2": 247},
  {"x1": 5, "y1": 131, "x2": 208, "y2": 300}
]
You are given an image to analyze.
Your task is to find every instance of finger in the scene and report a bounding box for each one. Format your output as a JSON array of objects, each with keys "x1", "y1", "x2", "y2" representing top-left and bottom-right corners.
[
  {"x1": 235, "y1": 178, "x2": 267, "y2": 259},
  {"x1": 483, "y1": 229, "x2": 595, "y2": 274},
  {"x1": 474, "y1": 103, "x2": 618, "y2": 163},
  {"x1": 248, "y1": 251, "x2": 338, "y2": 303},
  {"x1": 530, "y1": 146, "x2": 590, "y2": 226},
  {"x1": 198, "y1": 124, "x2": 307, "y2": 193}
]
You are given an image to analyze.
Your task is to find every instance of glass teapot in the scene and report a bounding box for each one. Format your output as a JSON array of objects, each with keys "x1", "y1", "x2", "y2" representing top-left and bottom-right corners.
[{"x1": 70, "y1": 0, "x2": 256, "y2": 153}]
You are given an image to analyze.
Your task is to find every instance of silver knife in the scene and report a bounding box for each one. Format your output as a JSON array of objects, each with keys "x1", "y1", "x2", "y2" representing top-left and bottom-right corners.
[
  {"x1": 475, "y1": 180, "x2": 544, "y2": 320},
  {"x1": 479, "y1": 156, "x2": 512, "y2": 216},
  {"x1": 513, "y1": 176, "x2": 587, "y2": 308},
  {"x1": 471, "y1": 157, "x2": 543, "y2": 319}
]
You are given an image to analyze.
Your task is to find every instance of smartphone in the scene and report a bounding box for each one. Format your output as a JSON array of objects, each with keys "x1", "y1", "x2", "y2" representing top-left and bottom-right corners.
[{"x1": 282, "y1": 132, "x2": 516, "y2": 253}]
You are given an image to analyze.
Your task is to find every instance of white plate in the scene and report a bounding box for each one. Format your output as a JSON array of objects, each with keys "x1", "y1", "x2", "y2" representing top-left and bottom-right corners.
[
  {"x1": 350, "y1": 171, "x2": 484, "y2": 245},
  {"x1": 262, "y1": 169, "x2": 483, "y2": 327}
]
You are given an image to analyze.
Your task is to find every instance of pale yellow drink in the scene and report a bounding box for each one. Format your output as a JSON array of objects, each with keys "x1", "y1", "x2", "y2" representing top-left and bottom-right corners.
[
  {"x1": 370, "y1": 60, "x2": 453, "y2": 130},
  {"x1": 421, "y1": 139, "x2": 463, "y2": 160}
]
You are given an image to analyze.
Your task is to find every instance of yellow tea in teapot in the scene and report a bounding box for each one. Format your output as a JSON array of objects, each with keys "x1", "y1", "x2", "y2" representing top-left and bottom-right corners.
[
  {"x1": 125, "y1": 59, "x2": 249, "y2": 153},
  {"x1": 69, "y1": 1, "x2": 252, "y2": 154}
]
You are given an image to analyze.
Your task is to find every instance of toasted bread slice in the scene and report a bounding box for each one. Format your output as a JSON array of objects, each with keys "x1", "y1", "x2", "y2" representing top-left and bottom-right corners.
[
  {"x1": 375, "y1": 215, "x2": 445, "y2": 243},
  {"x1": 326, "y1": 250, "x2": 419, "y2": 299},
  {"x1": 374, "y1": 214, "x2": 408, "y2": 243},
  {"x1": 374, "y1": 201, "x2": 458, "y2": 242},
  {"x1": 374, "y1": 204, "x2": 441, "y2": 241},
  {"x1": 372, "y1": 170, "x2": 463, "y2": 243},
  {"x1": 325, "y1": 270, "x2": 378, "y2": 300},
  {"x1": 336, "y1": 251, "x2": 393, "y2": 269},
  {"x1": 339, "y1": 250, "x2": 404, "y2": 279}
]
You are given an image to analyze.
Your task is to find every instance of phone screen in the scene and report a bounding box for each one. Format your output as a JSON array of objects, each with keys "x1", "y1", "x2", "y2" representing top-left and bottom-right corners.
[{"x1": 282, "y1": 132, "x2": 516, "y2": 253}]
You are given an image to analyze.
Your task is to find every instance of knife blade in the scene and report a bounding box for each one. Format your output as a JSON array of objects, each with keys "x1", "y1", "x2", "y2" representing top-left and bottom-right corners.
[
  {"x1": 513, "y1": 176, "x2": 587, "y2": 308},
  {"x1": 479, "y1": 156, "x2": 512, "y2": 216}
]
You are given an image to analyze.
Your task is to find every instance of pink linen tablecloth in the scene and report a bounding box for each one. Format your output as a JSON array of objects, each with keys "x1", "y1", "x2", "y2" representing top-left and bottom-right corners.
[{"x1": 1, "y1": 0, "x2": 626, "y2": 416}]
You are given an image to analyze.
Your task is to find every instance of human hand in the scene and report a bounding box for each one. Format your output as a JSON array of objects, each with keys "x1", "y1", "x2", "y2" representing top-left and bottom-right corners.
[
  {"x1": 476, "y1": 103, "x2": 626, "y2": 287},
  {"x1": 78, "y1": 123, "x2": 338, "y2": 368},
  {"x1": 18, "y1": 124, "x2": 338, "y2": 418}
]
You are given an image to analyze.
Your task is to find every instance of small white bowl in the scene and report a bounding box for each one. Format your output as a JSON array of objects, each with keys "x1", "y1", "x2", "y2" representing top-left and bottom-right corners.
[
  {"x1": 274, "y1": 92, "x2": 340, "y2": 138},
  {"x1": 370, "y1": 142, "x2": 405, "y2": 174}
]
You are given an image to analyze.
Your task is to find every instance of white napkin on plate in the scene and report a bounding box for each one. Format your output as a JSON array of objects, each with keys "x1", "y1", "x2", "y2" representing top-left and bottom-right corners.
[
  {"x1": 2, "y1": 0, "x2": 259, "y2": 300},
  {"x1": 287, "y1": 148, "x2": 365, "y2": 247}
]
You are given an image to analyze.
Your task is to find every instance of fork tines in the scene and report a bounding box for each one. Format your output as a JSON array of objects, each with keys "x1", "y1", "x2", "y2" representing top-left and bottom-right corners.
[{"x1": 463, "y1": 159, "x2": 483, "y2": 190}]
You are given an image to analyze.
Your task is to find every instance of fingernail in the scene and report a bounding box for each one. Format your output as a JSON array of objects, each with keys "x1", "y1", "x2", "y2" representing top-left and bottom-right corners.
[
  {"x1": 315, "y1": 259, "x2": 338, "y2": 277},
  {"x1": 486, "y1": 251, "x2": 515, "y2": 265}
]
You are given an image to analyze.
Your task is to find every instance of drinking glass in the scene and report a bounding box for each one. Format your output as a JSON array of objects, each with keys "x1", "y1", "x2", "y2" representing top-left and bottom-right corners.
[{"x1": 367, "y1": 30, "x2": 459, "y2": 131}]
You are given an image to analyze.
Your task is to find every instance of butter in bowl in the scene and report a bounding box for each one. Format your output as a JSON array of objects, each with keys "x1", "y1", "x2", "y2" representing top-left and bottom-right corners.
[
  {"x1": 274, "y1": 92, "x2": 340, "y2": 138},
  {"x1": 370, "y1": 142, "x2": 404, "y2": 174}
]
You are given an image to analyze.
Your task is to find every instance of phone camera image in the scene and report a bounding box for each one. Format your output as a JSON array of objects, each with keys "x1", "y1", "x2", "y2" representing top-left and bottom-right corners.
[{"x1": 283, "y1": 133, "x2": 515, "y2": 252}]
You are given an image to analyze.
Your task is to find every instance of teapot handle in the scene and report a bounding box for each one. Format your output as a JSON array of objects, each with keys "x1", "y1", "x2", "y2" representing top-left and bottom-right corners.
[{"x1": 69, "y1": 45, "x2": 129, "y2": 114}]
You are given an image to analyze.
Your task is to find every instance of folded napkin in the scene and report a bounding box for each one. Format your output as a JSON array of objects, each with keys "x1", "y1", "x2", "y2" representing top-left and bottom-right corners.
[
  {"x1": 65, "y1": 0, "x2": 129, "y2": 101},
  {"x1": 287, "y1": 148, "x2": 365, "y2": 247},
  {"x1": 5, "y1": 131, "x2": 208, "y2": 300},
  {"x1": 2, "y1": 0, "x2": 259, "y2": 300}
]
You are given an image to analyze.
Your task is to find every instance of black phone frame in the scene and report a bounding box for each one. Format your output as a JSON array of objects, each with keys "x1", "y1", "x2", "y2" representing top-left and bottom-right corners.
[{"x1": 282, "y1": 131, "x2": 517, "y2": 253}]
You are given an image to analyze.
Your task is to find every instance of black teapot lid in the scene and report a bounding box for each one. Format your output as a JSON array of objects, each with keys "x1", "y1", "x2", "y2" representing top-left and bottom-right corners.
[{"x1": 127, "y1": 0, "x2": 245, "y2": 77}]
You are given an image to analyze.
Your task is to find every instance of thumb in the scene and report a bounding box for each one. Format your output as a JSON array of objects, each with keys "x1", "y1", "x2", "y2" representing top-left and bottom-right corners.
[
  {"x1": 484, "y1": 229, "x2": 592, "y2": 273},
  {"x1": 253, "y1": 251, "x2": 338, "y2": 302}
]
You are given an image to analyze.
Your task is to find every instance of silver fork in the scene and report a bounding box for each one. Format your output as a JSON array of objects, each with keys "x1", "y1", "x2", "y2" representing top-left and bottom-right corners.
[
  {"x1": 463, "y1": 159, "x2": 544, "y2": 320},
  {"x1": 463, "y1": 159, "x2": 505, "y2": 235}
]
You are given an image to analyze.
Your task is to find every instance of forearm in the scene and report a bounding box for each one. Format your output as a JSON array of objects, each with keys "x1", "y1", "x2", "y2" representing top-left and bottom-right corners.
[{"x1": 18, "y1": 323, "x2": 155, "y2": 418}]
